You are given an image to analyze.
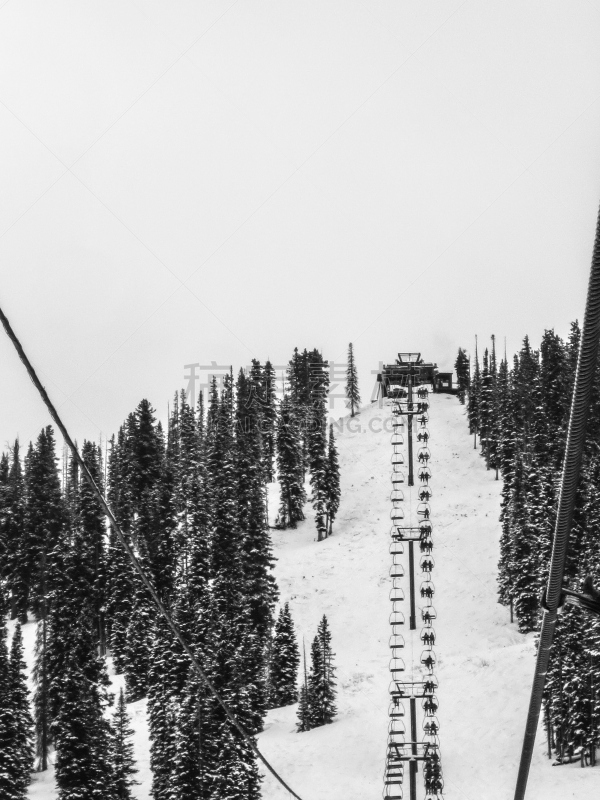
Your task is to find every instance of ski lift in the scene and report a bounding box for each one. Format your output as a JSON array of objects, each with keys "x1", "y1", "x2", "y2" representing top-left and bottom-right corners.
[
  {"x1": 390, "y1": 508, "x2": 405, "y2": 524},
  {"x1": 417, "y1": 502, "x2": 431, "y2": 519},
  {"x1": 382, "y1": 786, "x2": 403, "y2": 800},
  {"x1": 390, "y1": 488, "x2": 404, "y2": 506},
  {"x1": 417, "y1": 401, "x2": 429, "y2": 413},
  {"x1": 391, "y1": 471, "x2": 405, "y2": 486},
  {"x1": 422, "y1": 717, "x2": 440, "y2": 737},
  {"x1": 391, "y1": 452, "x2": 405, "y2": 468},
  {"x1": 419, "y1": 538, "x2": 434, "y2": 555},
  {"x1": 388, "y1": 698, "x2": 405, "y2": 719},
  {"x1": 416, "y1": 428, "x2": 430, "y2": 444},
  {"x1": 389, "y1": 657, "x2": 406, "y2": 680},
  {"x1": 390, "y1": 587, "x2": 405, "y2": 605},
  {"x1": 389, "y1": 717, "x2": 406, "y2": 736},
  {"x1": 417, "y1": 413, "x2": 429, "y2": 426},
  {"x1": 388, "y1": 718, "x2": 406, "y2": 744},
  {"x1": 420, "y1": 650, "x2": 436, "y2": 673},
  {"x1": 391, "y1": 574, "x2": 405, "y2": 590},
  {"x1": 389, "y1": 633, "x2": 405, "y2": 655},
  {"x1": 391, "y1": 432, "x2": 404, "y2": 447},
  {"x1": 389, "y1": 541, "x2": 405, "y2": 556},
  {"x1": 419, "y1": 521, "x2": 433, "y2": 537},
  {"x1": 417, "y1": 387, "x2": 429, "y2": 400},
  {"x1": 420, "y1": 580, "x2": 435, "y2": 601},
  {"x1": 420, "y1": 555, "x2": 435, "y2": 572},
  {"x1": 418, "y1": 486, "x2": 432, "y2": 502},
  {"x1": 421, "y1": 606, "x2": 437, "y2": 626},
  {"x1": 418, "y1": 466, "x2": 432, "y2": 484},
  {"x1": 389, "y1": 610, "x2": 405, "y2": 630},
  {"x1": 417, "y1": 447, "x2": 431, "y2": 464},
  {"x1": 422, "y1": 695, "x2": 438, "y2": 716},
  {"x1": 390, "y1": 555, "x2": 404, "y2": 578},
  {"x1": 422, "y1": 676, "x2": 438, "y2": 695},
  {"x1": 391, "y1": 404, "x2": 403, "y2": 417},
  {"x1": 420, "y1": 629, "x2": 436, "y2": 649}
]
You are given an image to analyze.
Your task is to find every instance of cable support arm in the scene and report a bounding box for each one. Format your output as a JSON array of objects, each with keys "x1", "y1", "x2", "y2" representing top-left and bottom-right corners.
[{"x1": 0, "y1": 303, "x2": 304, "y2": 800}]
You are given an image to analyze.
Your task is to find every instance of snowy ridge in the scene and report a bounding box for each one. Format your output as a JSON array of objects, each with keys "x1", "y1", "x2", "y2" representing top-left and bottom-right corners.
[{"x1": 22, "y1": 395, "x2": 599, "y2": 799}]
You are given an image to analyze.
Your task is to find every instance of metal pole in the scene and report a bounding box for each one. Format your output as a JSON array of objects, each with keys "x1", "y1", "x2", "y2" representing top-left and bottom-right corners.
[
  {"x1": 409, "y1": 541, "x2": 416, "y2": 631},
  {"x1": 513, "y1": 205, "x2": 600, "y2": 800},
  {"x1": 407, "y1": 368, "x2": 414, "y2": 486},
  {"x1": 410, "y1": 697, "x2": 418, "y2": 800}
]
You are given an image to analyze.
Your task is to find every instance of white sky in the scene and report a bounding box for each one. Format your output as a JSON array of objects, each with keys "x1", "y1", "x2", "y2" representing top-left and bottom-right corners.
[{"x1": 1, "y1": 0, "x2": 600, "y2": 451}]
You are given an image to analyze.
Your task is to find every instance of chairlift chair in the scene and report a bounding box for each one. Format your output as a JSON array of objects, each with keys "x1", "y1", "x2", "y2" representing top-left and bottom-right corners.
[
  {"x1": 388, "y1": 699, "x2": 406, "y2": 719},
  {"x1": 417, "y1": 502, "x2": 431, "y2": 519},
  {"x1": 389, "y1": 541, "x2": 405, "y2": 556},
  {"x1": 418, "y1": 486, "x2": 433, "y2": 502},
  {"x1": 419, "y1": 538, "x2": 434, "y2": 554},
  {"x1": 391, "y1": 452, "x2": 405, "y2": 467},
  {"x1": 421, "y1": 606, "x2": 437, "y2": 626},
  {"x1": 420, "y1": 629, "x2": 436, "y2": 648},
  {"x1": 391, "y1": 432, "x2": 404, "y2": 447},
  {"x1": 416, "y1": 429, "x2": 430, "y2": 444},
  {"x1": 389, "y1": 633, "x2": 405, "y2": 655},
  {"x1": 390, "y1": 488, "x2": 404, "y2": 506},
  {"x1": 417, "y1": 447, "x2": 431, "y2": 464},
  {"x1": 420, "y1": 580, "x2": 435, "y2": 601},
  {"x1": 417, "y1": 413, "x2": 429, "y2": 426},
  {"x1": 422, "y1": 676, "x2": 438, "y2": 694},
  {"x1": 418, "y1": 466, "x2": 432, "y2": 484},
  {"x1": 390, "y1": 508, "x2": 405, "y2": 524},
  {"x1": 391, "y1": 471, "x2": 406, "y2": 486},
  {"x1": 390, "y1": 554, "x2": 404, "y2": 578},
  {"x1": 420, "y1": 651, "x2": 436, "y2": 673},
  {"x1": 422, "y1": 716, "x2": 440, "y2": 736},
  {"x1": 389, "y1": 611, "x2": 405, "y2": 631},
  {"x1": 420, "y1": 556, "x2": 435, "y2": 572}
]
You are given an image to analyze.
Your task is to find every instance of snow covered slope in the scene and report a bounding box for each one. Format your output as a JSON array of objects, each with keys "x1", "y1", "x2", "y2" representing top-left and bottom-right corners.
[
  {"x1": 23, "y1": 393, "x2": 600, "y2": 798},
  {"x1": 261, "y1": 395, "x2": 599, "y2": 800}
]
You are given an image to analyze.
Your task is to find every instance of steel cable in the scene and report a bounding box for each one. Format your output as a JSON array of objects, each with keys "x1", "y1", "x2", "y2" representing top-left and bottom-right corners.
[
  {"x1": 513, "y1": 204, "x2": 600, "y2": 800},
  {"x1": 0, "y1": 304, "x2": 304, "y2": 800}
]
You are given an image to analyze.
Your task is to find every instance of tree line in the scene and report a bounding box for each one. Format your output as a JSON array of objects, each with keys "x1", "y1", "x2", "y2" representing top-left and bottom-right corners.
[
  {"x1": 460, "y1": 324, "x2": 600, "y2": 764},
  {"x1": 0, "y1": 348, "x2": 347, "y2": 799}
]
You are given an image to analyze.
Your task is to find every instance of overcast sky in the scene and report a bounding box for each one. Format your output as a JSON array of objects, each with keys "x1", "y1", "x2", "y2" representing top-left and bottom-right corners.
[{"x1": 1, "y1": 0, "x2": 600, "y2": 452}]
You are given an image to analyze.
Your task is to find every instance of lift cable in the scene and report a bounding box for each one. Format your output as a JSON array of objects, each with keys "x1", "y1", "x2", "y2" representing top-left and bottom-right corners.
[
  {"x1": 513, "y1": 204, "x2": 600, "y2": 800},
  {"x1": 0, "y1": 303, "x2": 304, "y2": 800}
]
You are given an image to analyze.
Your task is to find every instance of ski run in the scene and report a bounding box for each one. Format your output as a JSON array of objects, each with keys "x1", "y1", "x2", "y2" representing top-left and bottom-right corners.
[{"x1": 7, "y1": 393, "x2": 594, "y2": 799}]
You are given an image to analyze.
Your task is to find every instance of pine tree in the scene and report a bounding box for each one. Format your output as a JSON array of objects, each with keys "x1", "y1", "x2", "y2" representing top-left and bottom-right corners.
[
  {"x1": 276, "y1": 394, "x2": 306, "y2": 529},
  {"x1": 8, "y1": 623, "x2": 33, "y2": 797},
  {"x1": 467, "y1": 343, "x2": 481, "y2": 439},
  {"x1": 112, "y1": 688, "x2": 138, "y2": 800},
  {"x1": 478, "y1": 349, "x2": 493, "y2": 467},
  {"x1": 307, "y1": 616, "x2": 337, "y2": 726},
  {"x1": 262, "y1": 360, "x2": 278, "y2": 483},
  {"x1": 52, "y1": 651, "x2": 116, "y2": 800},
  {"x1": 296, "y1": 641, "x2": 311, "y2": 732},
  {"x1": 25, "y1": 426, "x2": 66, "y2": 621},
  {"x1": 269, "y1": 603, "x2": 300, "y2": 707},
  {"x1": 3, "y1": 441, "x2": 27, "y2": 621},
  {"x1": 0, "y1": 591, "x2": 22, "y2": 799},
  {"x1": 345, "y1": 343, "x2": 361, "y2": 417},
  {"x1": 324, "y1": 425, "x2": 341, "y2": 537},
  {"x1": 307, "y1": 352, "x2": 329, "y2": 542},
  {"x1": 454, "y1": 347, "x2": 470, "y2": 404}
]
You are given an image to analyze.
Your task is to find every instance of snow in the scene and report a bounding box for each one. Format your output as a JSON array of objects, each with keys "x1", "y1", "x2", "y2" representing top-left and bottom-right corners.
[{"x1": 21, "y1": 394, "x2": 600, "y2": 798}]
